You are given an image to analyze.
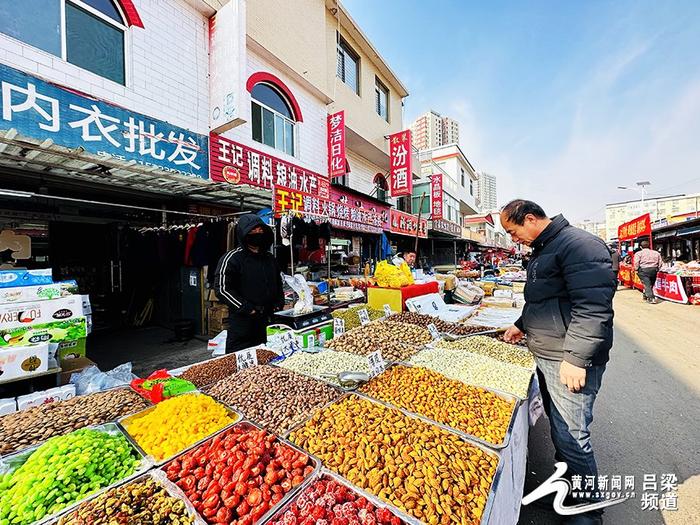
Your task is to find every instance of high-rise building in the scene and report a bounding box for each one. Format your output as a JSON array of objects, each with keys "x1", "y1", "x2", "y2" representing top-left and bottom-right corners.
[
  {"x1": 475, "y1": 172, "x2": 497, "y2": 212},
  {"x1": 410, "y1": 110, "x2": 460, "y2": 150},
  {"x1": 605, "y1": 193, "x2": 700, "y2": 240}
]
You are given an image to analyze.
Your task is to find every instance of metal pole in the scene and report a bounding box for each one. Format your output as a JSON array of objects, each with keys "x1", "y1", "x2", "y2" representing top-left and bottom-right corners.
[{"x1": 453, "y1": 239, "x2": 457, "y2": 267}]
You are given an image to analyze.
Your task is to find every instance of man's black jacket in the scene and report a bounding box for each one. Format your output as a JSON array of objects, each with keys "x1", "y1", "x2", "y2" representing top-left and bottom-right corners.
[
  {"x1": 214, "y1": 214, "x2": 284, "y2": 317},
  {"x1": 515, "y1": 215, "x2": 616, "y2": 367}
]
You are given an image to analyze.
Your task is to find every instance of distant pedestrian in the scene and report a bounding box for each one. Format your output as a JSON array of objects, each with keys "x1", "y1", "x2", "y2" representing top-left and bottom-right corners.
[
  {"x1": 634, "y1": 240, "x2": 662, "y2": 304},
  {"x1": 500, "y1": 199, "x2": 616, "y2": 525},
  {"x1": 610, "y1": 247, "x2": 620, "y2": 286}
]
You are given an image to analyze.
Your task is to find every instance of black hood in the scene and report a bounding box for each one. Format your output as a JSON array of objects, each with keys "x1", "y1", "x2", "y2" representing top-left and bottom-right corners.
[{"x1": 236, "y1": 214, "x2": 273, "y2": 251}]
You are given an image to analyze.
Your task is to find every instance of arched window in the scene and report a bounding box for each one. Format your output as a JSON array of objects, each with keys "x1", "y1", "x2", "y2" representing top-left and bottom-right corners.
[
  {"x1": 251, "y1": 83, "x2": 296, "y2": 156},
  {"x1": 0, "y1": 0, "x2": 128, "y2": 85}
]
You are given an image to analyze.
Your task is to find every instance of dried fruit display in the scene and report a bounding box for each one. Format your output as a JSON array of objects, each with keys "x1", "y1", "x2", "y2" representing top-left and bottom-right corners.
[
  {"x1": 290, "y1": 396, "x2": 498, "y2": 525},
  {"x1": 163, "y1": 423, "x2": 315, "y2": 524},
  {"x1": 360, "y1": 365, "x2": 515, "y2": 446}
]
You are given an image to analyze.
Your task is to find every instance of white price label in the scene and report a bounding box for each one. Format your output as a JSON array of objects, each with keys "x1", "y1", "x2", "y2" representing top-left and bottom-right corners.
[
  {"x1": 367, "y1": 350, "x2": 385, "y2": 378},
  {"x1": 333, "y1": 318, "x2": 345, "y2": 337},
  {"x1": 235, "y1": 348, "x2": 258, "y2": 370},
  {"x1": 279, "y1": 332, "x2": 298, "y2": 356},
  {"x1": 427, "y1": 323, "x2": 440, "y2": 340},
  {"x1": 383, "y1": 304, "x2": 392, "y2": 318},
  {"x1": 358, "y1": 308, "x2": 371, "y2": 326}
]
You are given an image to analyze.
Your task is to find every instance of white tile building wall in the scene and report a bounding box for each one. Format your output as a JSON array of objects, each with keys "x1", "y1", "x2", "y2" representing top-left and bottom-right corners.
[{"x1": 0, "y1": 0, "x2": 210, "y2": 134}]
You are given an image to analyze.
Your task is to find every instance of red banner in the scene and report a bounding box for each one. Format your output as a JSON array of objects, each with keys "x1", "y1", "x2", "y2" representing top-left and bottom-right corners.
[
  {"x1": 210, "y1": 134, "x2": 330, "y2": 199},
  {"x1": 618, "y1": 213, "x2": 651, "y2": 241},
  {"x1": 430, "y1": 173, "x2": 443, "y2": 219},
  {"x1": 389, "y1": 130, "x2": 413, "y2": 197},
  {"x1": 654, "y1": 272, "x2": 689, "y2": 304},
  {"x1": 327, "y1": 111, "x2": 346, "y2": 179},
  {"x1": 390, "y1": 209, "x2": 427, "y2": 238}
]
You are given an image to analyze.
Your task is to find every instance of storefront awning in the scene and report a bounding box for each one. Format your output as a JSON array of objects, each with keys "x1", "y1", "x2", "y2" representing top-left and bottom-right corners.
[{"x1": 678, "y1": 225, "x2": 700, "y2": 237}]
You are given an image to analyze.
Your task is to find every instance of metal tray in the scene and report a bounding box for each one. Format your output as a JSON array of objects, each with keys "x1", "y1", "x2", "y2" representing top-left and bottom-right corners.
[
  {"x1": 260, "y1": 468, "x2": 420, "y2": 525},
  {"x1": 158, "y1": 419, "x2": 321, "y2": 525},
  {"x1": 354, "y1": 362, "x2": 519, "y2": 450},
  {"x1": 117, "y1": 391, "x2": 242, "y2": 466},
  {"x1": 51, "y1": 470, "x2": 207, "y2": 525},
  {"x1": 0, "y1": 422, "x2": 153, "y2": 525},
  {"x1": 282, "y1": 393, "x2": 503, "y2": 525}
]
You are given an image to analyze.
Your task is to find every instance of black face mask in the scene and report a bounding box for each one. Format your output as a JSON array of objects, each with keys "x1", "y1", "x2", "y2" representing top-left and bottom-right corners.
[{"x1": 246, "y1": 232, "x2": 266, "y2": 248}]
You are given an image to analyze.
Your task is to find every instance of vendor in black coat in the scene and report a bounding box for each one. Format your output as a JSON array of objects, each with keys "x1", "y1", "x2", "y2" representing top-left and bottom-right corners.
[{"x1": 501, "y1": 200, "x2": 616, "y2": 524}]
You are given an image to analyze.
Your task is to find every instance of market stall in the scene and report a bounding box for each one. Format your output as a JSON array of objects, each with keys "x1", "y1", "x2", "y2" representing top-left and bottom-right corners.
[{"x1": 617, "y1": 213, "x2": 652, "y2": 291}]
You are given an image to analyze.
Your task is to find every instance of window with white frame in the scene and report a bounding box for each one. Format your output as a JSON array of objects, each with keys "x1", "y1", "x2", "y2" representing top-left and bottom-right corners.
[
  {"x1": 375, "y1": 77, "x2": 389, "y2": 121},
  {"x1": 251, "y1": 83, "x2": 296, "y2": 156},
  {"x1": 0, "y1": 0, "x2": 127, "y2": 85},
  {"x1": 337, "y1": 35, "x2": 359, "y2": 94}
]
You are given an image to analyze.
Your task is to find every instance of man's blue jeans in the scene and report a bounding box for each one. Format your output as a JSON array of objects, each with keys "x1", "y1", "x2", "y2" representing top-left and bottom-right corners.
[{"x1": 535, "y1": 357, "x2": 606, "y2": 481}]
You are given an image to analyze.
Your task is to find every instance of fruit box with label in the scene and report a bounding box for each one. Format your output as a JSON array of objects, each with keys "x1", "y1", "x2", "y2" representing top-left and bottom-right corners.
[
  {"x1": 0, "y1": 280, "x2": 79, "y2": 304},
  {"x1": 0, "y1": 268, "x2": 53, "y2": 288},
  {"x1": 0, "y1": 343, "x2": 49, "y2": 381},
  {"x1": 0, "y1": 317, "x2": 88, "y2": 347},
  {"x1": 0, "y1": 295, "x2": 85, "y2": 330}
]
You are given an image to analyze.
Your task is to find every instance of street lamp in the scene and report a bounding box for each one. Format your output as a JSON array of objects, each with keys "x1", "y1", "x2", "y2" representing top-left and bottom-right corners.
[{"x1": 617, "y1": 181, "x2": 651, "y2": 203}]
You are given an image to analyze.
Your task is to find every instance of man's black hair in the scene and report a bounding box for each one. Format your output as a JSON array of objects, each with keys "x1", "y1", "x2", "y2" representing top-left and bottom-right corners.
[
  {"x1": 405, "y1": 250, "x2": 416, "y2": 256},
  {"x1": 501, "y1": 199, "x2": 547, "y2": 225}
]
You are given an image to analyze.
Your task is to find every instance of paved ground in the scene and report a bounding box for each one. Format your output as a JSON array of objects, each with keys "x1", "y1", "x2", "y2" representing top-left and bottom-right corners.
[{"x1": 518, "y1": 288, "x2": 700, "y2": 524}]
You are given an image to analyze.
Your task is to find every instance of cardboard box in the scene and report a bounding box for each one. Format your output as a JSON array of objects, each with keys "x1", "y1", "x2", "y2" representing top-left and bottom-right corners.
[
  {"x1": 0, "y1": 281, "x2": 79, "y2": 304},
  {"x1": 0, "y1": 343, "x2": 49, "y2": 381},
  {"x1": 0, "y1": 268, "x2": 52, "y2": 288},
  {"x1": 0, "y1": 317, "x2": 88, "y2": 347},
  {"x1": 48, "y1": 338, "x2": 88, "y2": 368},
  {"x1": 0, "y1": 295, "x2": 85, "y2": 330},
  {"x1": 59, "y1": 356, "x2": 96, "y2": 385}
]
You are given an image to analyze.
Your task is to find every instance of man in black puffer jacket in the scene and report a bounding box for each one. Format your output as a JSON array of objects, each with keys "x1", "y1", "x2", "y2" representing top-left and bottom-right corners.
[{"x1": 501, "y1": 200, "x2": 616, "y2": 525}]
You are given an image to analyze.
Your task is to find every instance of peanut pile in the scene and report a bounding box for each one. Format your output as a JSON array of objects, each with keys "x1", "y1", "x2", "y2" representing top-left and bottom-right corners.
[
  {"x1": 290, "y1": 395, "x2": 498, "y2": 525},
  {"x1": 178, "y1": 348, "x2": 279, "y2": 387},
  {"x1": 409, "y1": 348, "x2": 533, "y2": 399},
  {"x1": 434, "y1": 336, "x2": 535, "y2": 369},
  {"x1": 360, "y1": 365, "x2": 515, "y2": 446},
  {"x1": 326, "y1": 321, "x2": 429, "y2": 361}
]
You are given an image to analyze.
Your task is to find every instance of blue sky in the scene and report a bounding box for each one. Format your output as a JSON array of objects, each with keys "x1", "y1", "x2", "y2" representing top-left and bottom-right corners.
[{"x1": 343, "y1": 0, "x2": 700, "y2": 221}]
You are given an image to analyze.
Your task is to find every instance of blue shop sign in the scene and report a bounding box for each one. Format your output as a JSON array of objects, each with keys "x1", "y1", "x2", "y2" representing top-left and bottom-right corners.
[{"x1": 0, "y1": 62, "x2": 208, "y2": 179}]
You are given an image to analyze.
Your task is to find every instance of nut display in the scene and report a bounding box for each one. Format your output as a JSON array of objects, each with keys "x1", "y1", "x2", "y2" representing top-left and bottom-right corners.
[
  {"x1": 0, "y1": 428, "x2": 141, "y2": 525},
  {"x1": 58, "y1": 476, "x2": 194, "y2": 525},
  {"x1": 326, "y1": 322, "x2": 429, "y2": 362},
  {"x1": 290, "y1": 396, "x2": 498, "y2": 525},
  {"x1": 205, "y1": 365, "x2": 341, "y2": 435},
  {"x1": 278, "y1": 350, "x2": 371, "y2": 386},
  {"x1": 409, "y1": 348, "x2": 533, "y2": 399},
  {"x1": 384, "y1": 312, "x2": 494, "y2": 336},
  {"x1": 179, "y1": 348, "x2": 279, "y2": 387},
  {"x1": 0, "y1": 387, "x2": 150, "y2": 455},
  {"x1": 268, "y1": 475, "x2": 405, "y2": 525},
  {"x1": 123, "y1": 393, "x2": 237, "y2": 461},
  {"x1": 434, "y1": 335, "x2": 535, "y2": 369},
  {"x1": 163, "y1": 423, "x2": 315, "y2": 524},
  {"x1": 360, "y1": 365, "x2": 515, "y2": 445},
  {"x1": 333, "y1": 304, "x2": 385, "y2": 331}
]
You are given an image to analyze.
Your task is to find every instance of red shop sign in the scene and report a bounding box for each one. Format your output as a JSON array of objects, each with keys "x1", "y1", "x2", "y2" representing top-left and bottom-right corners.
[
  {"x1": 431, "y1": 173, "x2": 443, "y2": 219},
  {"x1": 389, "y1": 130, "x2": 413, "y2": 197},
  {"x1": 210, "y1": 134, "x2": 330, "y2": 199},
  {"x1": 618, "y1": 213, "x2": 651, "y2": 241},
  {"x1": 390, "y1": 209, "x2": 427, "y2": 238},
  {"x1": 327, "y1": 111, "x2": 346, "y2": 179},
  {"x1": 653, "y1": 272, "x2": 688, "y2": 304}
]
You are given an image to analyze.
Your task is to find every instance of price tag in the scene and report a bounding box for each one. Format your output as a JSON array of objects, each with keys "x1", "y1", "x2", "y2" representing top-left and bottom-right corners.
[
  {"x1": 529, "y1": 393, "x2": 544, "y2": 426},
  {"x1": 333, "y1": 318, "x2": 345, "y2": 337},
  {"x1": 279, "y1": 332, "x2": 297, "y2": 356},
  {"x1": 366, "y1": 350, "x2": 385, "y2": 378},
  {"x1": 358, "y1": 308, "x2": 370, "y2": 326},
  {"x1": 427, "y1": 323, "x2": 440, "y2": 340},
  {"x1": 383, "y1": 304, "x2": 392, "y2": 318},
  {"x1": 235, "y1": 348, "x2": 258, "y2": 370},
  {"x1": 307, "y1": 334, "x2": 315, "y2": 350}
]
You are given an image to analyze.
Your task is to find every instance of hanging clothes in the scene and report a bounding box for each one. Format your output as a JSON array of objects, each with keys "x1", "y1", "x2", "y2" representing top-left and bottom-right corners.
[{"x1": 184, "y1": 225, "x2": 199, "y2": 265}]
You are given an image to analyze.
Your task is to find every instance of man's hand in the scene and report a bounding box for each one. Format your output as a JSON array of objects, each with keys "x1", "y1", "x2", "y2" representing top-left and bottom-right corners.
[
  {"x1": 560, "y1": 361, "x2": 586, "y2": 393},
  {"x1": 503, "y1": 325, "x2": 525, "y2": 343}
]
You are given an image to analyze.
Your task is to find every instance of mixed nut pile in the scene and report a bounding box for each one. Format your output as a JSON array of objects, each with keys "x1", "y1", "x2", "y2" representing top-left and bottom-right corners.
[
  {"x1": 0, "y1": 388, "x2": 150, "y2": 455},
  {"x1": 326, "y1": 321, "x2": 429, "y2": 361},
  {"x1": 206, "y1": 365, "x2": 341, "y2": 435},
  {"x1": 360, "y1": 365, "x2": 515, "y2": 446},
  {"x1": 385, "y1": 312, "x2": 494, "y2": 335},
  {"x1": 58, "y1": 476, "x2": 194, "y2": 525},
  {"x1": 178, "y1": 348, "x2": 279, "y2": 387},
  {"x1": 434, "y1": 335, "x2": 535, "y2": 369},
  {"x1": 290, "y1": 395, "x2": 498, "y2": 525}
]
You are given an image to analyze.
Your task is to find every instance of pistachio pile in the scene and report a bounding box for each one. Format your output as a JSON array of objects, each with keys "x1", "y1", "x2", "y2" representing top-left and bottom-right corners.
[
  {"x1": 332, "y1": 304, "x2": 385, "y2": 330},
  {"x1": 0, "y1": 388, "x2": 150, "y2": 455},
  {"x1": 205, "y1": 365, "x2": 341, "y2": 435},
  {"x1": 434, "y1": 335, "x2": 535, "y2": 369},
  {"x1": 278, "y1": 350, "x2": 371, "y2": 386},
  {"x1": 58, "y1": 476, "x2": 194, "y2": 525},
  {"x1": 409, "y1": 347, "x2": 533, "y2": 398}
]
